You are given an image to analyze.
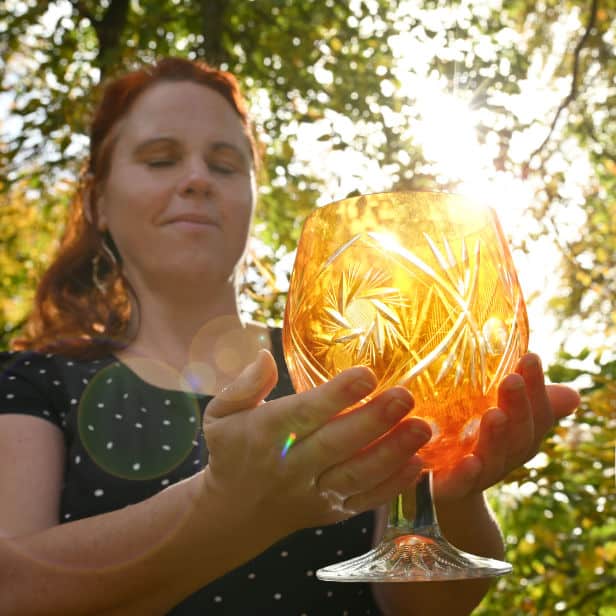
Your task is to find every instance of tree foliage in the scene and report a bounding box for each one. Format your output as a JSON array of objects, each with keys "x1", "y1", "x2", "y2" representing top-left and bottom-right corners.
[{"x1": 1, "y1": 1, "x2": 614, "y2": 613}]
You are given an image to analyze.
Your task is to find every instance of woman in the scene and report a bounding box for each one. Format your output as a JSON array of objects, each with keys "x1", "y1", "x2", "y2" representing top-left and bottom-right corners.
[{"x1": 0, "y1": 57, "x2": 579, "y2": 615}]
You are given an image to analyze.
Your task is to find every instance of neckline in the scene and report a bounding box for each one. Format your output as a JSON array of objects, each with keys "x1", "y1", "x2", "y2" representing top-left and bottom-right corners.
[
  {"x1": 106, "y1": 355, "x2": 211, "y2": 399},
  {"x1": 107, "y1": 327, "x2": 276, "y2": 398}
]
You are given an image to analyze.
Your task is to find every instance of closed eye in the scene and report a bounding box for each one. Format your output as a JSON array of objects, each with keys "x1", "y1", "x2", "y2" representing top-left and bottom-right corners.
[
  {"x1": 209, "y1": 162, "x2": 236, "y2": 174},
  {"x1": 147, "y1": 159, "x2": 176, "y2": 168}
]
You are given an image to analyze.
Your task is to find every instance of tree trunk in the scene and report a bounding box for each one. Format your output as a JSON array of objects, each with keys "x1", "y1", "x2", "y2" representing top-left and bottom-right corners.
[{"x1": 198, "y1": 0, "x2": 231, "y2": 67}]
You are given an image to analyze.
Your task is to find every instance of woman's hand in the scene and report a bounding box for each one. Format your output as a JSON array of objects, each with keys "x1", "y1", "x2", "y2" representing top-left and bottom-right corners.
[
  {"x1": 432, "y1": 353, "x2": 581, "y2": 502},
  {"x1": 201, "y1": 350, "x2": 430, "y2": 537}
]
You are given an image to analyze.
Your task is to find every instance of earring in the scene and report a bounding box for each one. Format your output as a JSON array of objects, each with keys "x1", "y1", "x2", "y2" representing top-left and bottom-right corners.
[{"x1": 92, "y1": 238, "x2": 118, "y2": 294}]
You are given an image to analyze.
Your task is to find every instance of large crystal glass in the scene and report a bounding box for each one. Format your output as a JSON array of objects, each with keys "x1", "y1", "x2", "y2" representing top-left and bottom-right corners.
[{"x1": 283, "y1": 191, "x2": 529, "y2": 581}]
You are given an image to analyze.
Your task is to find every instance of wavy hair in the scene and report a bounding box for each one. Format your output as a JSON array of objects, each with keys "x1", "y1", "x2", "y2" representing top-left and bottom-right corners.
[{"x1": 12, "y1": 57, "x2": 258, "y2": 358}]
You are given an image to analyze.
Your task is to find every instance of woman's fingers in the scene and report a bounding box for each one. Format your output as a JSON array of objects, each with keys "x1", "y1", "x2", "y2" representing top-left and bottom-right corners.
[
  {"x1": 517, "y1": 354, "x2": 554, "y2": 445},
  {"x1": 269, "y1": 366, "x2": 379, "y2": 439},
  {"x1": 316, "y1": 418, "x2": 431, "y2": 496},
  {"x1": 497, "y1": 372, "x2": 535, "y2": 467},
  {"x1": 468, "y1": 407, "x2": 509, "y2": 489},
  {"x1": 343, "y1": 457, "x2": 425, "y2": 515},
  {"x1": 546, "y1": 384, "x2": 581, "y2": 420},
  {"x1": 289, "y1": 385, "x2": 418, "y2": 466},
  {"x1": 205, "y1": 349, "x2": 278, "y2": 419}
]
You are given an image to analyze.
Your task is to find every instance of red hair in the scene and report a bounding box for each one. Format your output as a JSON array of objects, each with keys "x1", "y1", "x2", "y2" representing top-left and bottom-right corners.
[{"x1": 13, "y1": 57, "x2": 258, "y2": 358}]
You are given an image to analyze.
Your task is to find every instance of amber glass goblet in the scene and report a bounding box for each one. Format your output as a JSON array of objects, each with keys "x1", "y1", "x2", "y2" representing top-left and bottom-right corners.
[{"x1": 283, "y1": 191, "x2": 529, "y2": 581}]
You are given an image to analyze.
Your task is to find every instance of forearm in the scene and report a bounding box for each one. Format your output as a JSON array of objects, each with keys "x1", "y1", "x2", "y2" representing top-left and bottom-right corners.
[
  {"x1": 0, "y1": 470, "x2": 273, "y2": 616},
  {"x1": 372, "y1": 492, "x2": 503, "y2": 616}
]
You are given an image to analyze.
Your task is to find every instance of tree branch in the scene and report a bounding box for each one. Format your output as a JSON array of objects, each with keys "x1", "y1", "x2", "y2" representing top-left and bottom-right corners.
[{"x1": 523, "y1": 0, "x2": 599, "y2": 175}]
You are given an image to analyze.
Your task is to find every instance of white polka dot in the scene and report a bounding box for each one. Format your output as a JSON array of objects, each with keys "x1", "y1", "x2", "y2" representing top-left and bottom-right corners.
[
  {"x1": 327, "y1": 590, "x2": 333, "y2": 597},
  {"x1": 71, "y1": 398, "x2": 78, "y2": 405},
  {"x1": 106, "y1": 441, "x2": 114, "y2": 450},
  {"x1": 24, "y1": 361, "x2": 31, "y2": 366},
  {"x1": 306, "y1": 569, "x2": 314, "y2": 577},
  {"x1": 162, "y1": 419, "x2": 171, "y2": 426},
  {"x1": 75, "y1": 455, "x2": 81, "y2": 464},
  {"x1": 162, "y1": 444, "x2": 171, "y2": 451},
  {"x1": 42, "y1": 410, "x2": 51, "y2": 417},
  {"x1": 97, "y1": 402, "x2": 105, "y2": 408},
  {"x1": 315, "y1": 529, "x2": 323, "y2": 535},
  {"x1": 361, "y1": 527, "x2": 367, "y2": 534},
  {"x1": 213, "y1": 596, "x2": 222, "y2": 603},
  {"x1": 140, "y1": 407, "x2": 147, "y2": 413},
  {"x1": 193, "y1": 459, "x2": 200, "y2": 465},
  {"x1": 115, "y1": 413, "x2": 123, "y2": 420},
  {"x1": 273, "y1": 593, "x2": 282, "y2": 600},
  {"x1": 161, "y1": 478, "x2": 170, "y2": 486},
  {"x1": 66, "y1": 361, "x2": 74, "y2": 366},
  {"x1": 7, "y1": 376, "x2": 16, "y2": 380},
  {"x1": 247, "y1": 572, "x2": 256, "y2": 579},
  {"x1": 64, "y1": 513, "x2": 71, "y2": 520},
  {"x1": 133, "y1": 463, "x2": 141, "y2": 471},
  {"x1": 39, "y1": 369, "x2": 47, "y2": 374},
  {"x1": 123, "y1": 393, "x2": 128, "y2": 399},
  {"x1": 45, "y1": 353, "x2": 52, "y2": 358},
  {"x1": 106, "y1": 378, "x2": 113, "y2": 384},
  {"x1": 280, "y1": 550, "x2": 288, "y2": 557},
  {"x1": 6, "y1": 393, "x2": 15, "y2": 399},
  {"x1": 52, "y1": 380, "x2": 61, "y2": 386},
  {"x1": 192, "y1": 440, "x2": 199, "y2": 447},
  {"x1": 82, "y1": 378, "x2": 88, "y2": 384},
  {"x1": 336, "y1": 549, "x2": 343, "y2": 556},
  {"x1": 164, "y1": 399, "x2": 171, "y2": 406},
  {"x1": 94, "y1": 489, "x2": 104, "y2": 497},
  {"x1": 87, "y1": 424, "x2": 94, "y2": 431},
  {"x1": 135, "y1": 423, "x2": 143, "y2": 429}
]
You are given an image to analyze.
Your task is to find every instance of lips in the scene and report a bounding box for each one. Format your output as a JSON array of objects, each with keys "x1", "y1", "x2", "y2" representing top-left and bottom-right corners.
[{"x1": 165, "y1": 212, "x2": 218, "y2": 227}]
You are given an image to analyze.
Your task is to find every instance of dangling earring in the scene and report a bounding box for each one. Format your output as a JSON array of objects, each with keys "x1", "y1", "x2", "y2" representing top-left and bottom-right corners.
[{"x1": 92, "y1": 237, "x2": 118, "y2": 294}]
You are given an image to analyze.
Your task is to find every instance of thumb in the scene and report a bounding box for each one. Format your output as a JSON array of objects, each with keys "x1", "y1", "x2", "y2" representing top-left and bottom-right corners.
[
  {"x1": 205, "y1": 349, "x2": 278, "y2": 419},
  {"x1": 546, "y1": 384, "x2": 581, "y2": 420}
]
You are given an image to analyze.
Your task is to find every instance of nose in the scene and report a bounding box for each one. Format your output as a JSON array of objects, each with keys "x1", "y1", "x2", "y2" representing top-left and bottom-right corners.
[{"x1": 178, "y1": 159, "x2": 213, "y2": 197}]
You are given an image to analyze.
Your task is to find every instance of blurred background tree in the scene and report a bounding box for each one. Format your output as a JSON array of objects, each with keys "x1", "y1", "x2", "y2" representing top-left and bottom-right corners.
[{"x1": 1, "y1": 0, "x2": 614, "y2": 613}]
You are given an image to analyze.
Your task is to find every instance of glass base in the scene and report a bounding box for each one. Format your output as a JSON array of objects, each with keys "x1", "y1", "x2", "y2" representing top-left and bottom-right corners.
[{"x1": 316, "y1": 527, "x2": 513, "y2": 582}]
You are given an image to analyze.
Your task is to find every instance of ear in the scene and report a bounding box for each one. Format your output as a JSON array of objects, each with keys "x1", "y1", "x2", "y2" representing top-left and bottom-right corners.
[{"x1": 82, "y1": 174, "x2": 108, "y2": 231}]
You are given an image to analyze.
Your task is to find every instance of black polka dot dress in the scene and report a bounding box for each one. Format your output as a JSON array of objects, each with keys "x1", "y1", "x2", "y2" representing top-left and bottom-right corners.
[{"x1": 0, "y1": 330, "x2": 382, "y2": 615}]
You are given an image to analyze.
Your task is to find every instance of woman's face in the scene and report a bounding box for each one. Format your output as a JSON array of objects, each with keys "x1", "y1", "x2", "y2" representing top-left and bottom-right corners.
[{"x1": 94, "y1": 80, "x2": 256, "y2": 294}]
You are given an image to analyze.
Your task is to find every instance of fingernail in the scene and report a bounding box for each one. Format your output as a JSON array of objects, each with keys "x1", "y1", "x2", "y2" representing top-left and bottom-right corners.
[
  {"x1": 238, "y1": 354, "x2": 260, "y2": 380},
  {"x1": 462, "y1": 455, "x2": 481, "y2": 477},
  {"x1": 521, "y1": 354, "x2": 542, "y2": 375},
  {"x1": 385, "y1": 397, "x2": 411, "y2": 422},
  {"x1": 349, "y1": 378, "x2": 376, "y2": 398},
  {"x1": 402, "y1": 423, "x2": 431, "y2": 446},
  {"x1": 504, "y1": 374, "x2": 525, "y2": 392}
]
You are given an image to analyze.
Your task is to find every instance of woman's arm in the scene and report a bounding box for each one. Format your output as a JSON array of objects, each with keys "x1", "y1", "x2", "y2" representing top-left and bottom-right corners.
[
  {"x1": 0, "y1": 469, "x2": 261, "y2": 616},
  {"x1": 1, "y1": 350, "x2": 432, "y2": 615},
  {"x1": 371, "y1": 354, "x2": 581, "y2": 616}
]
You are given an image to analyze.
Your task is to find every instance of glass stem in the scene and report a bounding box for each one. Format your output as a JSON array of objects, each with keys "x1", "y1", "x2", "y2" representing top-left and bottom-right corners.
[{"x1": 385, "y1": 471, "x2": 440, "y2": 538}]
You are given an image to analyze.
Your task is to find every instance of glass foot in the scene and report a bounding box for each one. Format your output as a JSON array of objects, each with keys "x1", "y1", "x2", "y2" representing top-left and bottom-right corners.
[{"x1": 316, "y1": 527, "x2": 512, "y2": 582}]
